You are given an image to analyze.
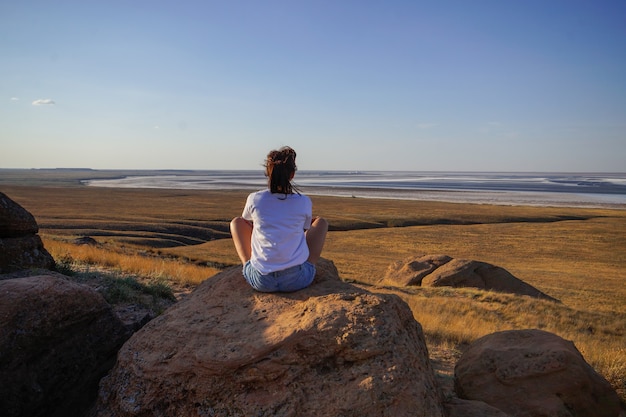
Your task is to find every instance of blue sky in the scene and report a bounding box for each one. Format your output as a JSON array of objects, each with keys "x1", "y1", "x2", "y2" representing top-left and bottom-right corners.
[{"x1": 1, "y1": 1, "x2": 625, "y2": 171}]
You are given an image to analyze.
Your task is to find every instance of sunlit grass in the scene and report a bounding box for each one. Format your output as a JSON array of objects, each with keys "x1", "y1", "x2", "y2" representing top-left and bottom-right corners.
[
  {"x1": 373, "y1": 285, "x2": 626, "y2": 400},
  {"x1": 5, "y1": 184, "x2": 625, "y2": 403},
  {"x1": 43, "y1": 237, "x2": 220, "y2": 286}
]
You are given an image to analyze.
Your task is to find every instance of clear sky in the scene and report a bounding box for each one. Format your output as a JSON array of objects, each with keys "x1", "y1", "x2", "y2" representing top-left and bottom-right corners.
[{"x1": 1, "y1": 1, "x2": 625, "y2": 172}]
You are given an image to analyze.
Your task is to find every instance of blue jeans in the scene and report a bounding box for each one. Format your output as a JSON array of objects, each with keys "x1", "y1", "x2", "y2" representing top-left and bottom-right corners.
[{"x1": 243, "y1": 261, "x2": 316, "y2": 292}]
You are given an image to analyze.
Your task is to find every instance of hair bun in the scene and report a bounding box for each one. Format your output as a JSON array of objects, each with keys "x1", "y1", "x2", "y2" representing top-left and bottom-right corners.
[{"x1": 264, "y1": 146, "x2": 298, "y2": 194}]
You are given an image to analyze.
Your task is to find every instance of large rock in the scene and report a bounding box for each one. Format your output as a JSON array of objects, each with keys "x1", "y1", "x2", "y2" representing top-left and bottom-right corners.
[
  {"x1": 382, "y1": 254, "x2": 452, "y2": 286},
  {"x1": 93, "y1": 259, "x2": 446, "y2": 417},
  {"x1": 445, "y1": 398, "x2": 512, "y2": 417},
  {"x1": 0, "y1": 192, "x2": 38, "y2": 236},
  {"x1": 0, "y1": 192, "x2": 54, "y2": 273},
  {"x1": 382, "y1": 255, "x2": 557, "y2": 301},
  {"x1": 0, "y1": 274, "x2": 129, "y2": 417},
  {"x1": 454, "y1": 329, "x2": 621, "y2": 417}
]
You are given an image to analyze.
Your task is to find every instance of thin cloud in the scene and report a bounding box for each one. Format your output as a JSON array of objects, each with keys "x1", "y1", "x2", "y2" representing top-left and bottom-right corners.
[
  {"x1": 10, "y1": 97, "x2": 19, "y2": 101},
  {"x1": 32, "y1": 99, "x2": 55, "y2": 105}
]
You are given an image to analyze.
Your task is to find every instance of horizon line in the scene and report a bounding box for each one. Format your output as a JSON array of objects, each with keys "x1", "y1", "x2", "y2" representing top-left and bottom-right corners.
[{"x1": 1, "y1": 167, "x2": 625, "y2": 175}]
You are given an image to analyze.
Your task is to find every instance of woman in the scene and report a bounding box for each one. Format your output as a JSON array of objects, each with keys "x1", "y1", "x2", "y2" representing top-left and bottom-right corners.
[{"x1": 230, "y1": 146, "x2": 328, "y2": 292}]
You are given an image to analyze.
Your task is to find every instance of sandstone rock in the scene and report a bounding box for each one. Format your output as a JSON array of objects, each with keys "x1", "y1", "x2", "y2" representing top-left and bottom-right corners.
[
  {"x1": 0, "y1": 192, "x2": 38, "y2": 237},
  {"x1": 0, "y1": 235, "x2": 55, "y2": 274},
  {"x1": 74, "y1": 236, "x2": 98, "y2": 245},
  {"x1": 93, "y1": 259, "x2": 446, "y2": 417},
  {"x1": 382, "y1": 255, "x2": 557, "y2": 301},
  {"x1": 445, "y1": 398, "x2": 512, "y2": 417},
  {"x1": 454, "y1": 329, "x2": 621, "y2": 417},
  {"x1": 0, "y1": 192, "x2": 54, "y2": 273},
  {"x1": 0, "y1": 274, "x2": 129, "y2": 417},
  {"x1": 382, "y1": 254, "x2": 452, "y2": 286}
]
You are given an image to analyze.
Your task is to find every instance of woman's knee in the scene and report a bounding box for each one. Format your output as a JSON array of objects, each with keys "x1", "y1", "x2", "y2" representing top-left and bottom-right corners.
[
  {"x1": 230, "y1": 217, "x2": 251, "y2": 232},
  {"x1": 312, "y1": 216, "x2": 328, "y2": 231}
]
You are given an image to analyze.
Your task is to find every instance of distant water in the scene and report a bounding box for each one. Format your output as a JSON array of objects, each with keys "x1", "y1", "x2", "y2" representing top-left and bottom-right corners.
[{"x1": 83, "y1": 171, "x2": 626, "y2": 209}]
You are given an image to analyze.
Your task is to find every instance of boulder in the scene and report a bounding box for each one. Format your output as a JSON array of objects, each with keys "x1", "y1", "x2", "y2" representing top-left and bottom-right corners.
[
  {"x1": 93, "y1": 259, "x2": 446, "y2": 417},
  {"x1": 382, "y1": 255, "x2": 557, "y2": 301},
  {"x1": 0, "y1": 192, "x2": 54, "y2": 273},
  {"x1": 0, "y1": 191, "x2": 38, "y2": 236},
  {"x1": 74, "y1": 236, "x2": 98, "y2": 246},
  {"x1": 0, "y1": 235, "x2": 55, "y2": 274},
  {"x1": 382, "y1": 254, "x2": 453, "y2": 286},
  {"x1": 454, "y1": 329, "x2": 621, "y2": 417},
  {"x1": 0, "y1": 274, "x2": 129, "y2": 417},
  {"x1": 445, "y1": 398, "x2": 512, "y2": 417}
]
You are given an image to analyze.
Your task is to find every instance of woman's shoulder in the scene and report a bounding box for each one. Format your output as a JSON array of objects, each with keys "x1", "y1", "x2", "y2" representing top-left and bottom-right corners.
[
  {"x1": 251, "y1": 190, "x2": 310, "y2": 203},
  {"x1": 290, "y1": 192, "x2": 312, "y2": 206},
  {"x1": 297, "y1": 192, "x2": 312, "y2": 202},
  {"x1": 253, "y1": 188, "x2": 270, "y2": 194},
  {"x1": 248, "y1": 189, "x2": 270, "y2": 198},
  {"x1": 245, "y1": 189, "x2": 268, "y2": 204}
]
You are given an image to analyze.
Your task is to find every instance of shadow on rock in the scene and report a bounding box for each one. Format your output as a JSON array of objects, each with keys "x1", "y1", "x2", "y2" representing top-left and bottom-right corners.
[{"x1": 92, "y1": 258, "x2": 446, "y2": 417}]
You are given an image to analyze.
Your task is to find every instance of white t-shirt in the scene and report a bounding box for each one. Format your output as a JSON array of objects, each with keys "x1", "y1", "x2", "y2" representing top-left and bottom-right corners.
[{"x1": 242, "y1": 189, "x2": 312, "y2": 274}]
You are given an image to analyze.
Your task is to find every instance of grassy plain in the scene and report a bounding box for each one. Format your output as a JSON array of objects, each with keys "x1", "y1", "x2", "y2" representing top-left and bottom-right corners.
[{"x1": 2, "y1": 175, "x2": 625, "y2": 401}]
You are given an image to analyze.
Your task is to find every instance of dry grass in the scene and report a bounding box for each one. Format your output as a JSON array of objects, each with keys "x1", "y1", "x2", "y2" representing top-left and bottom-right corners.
[
  {"x1": 3, "y1": 181, "x2": 625, "y2": 401},
  {"x1": 321, "y1": 215, "x2": 626, "y2": 314},
  {"x1": 372, "y1": 285, "x2": 626, "y2": 391},
  {"x1": 43, "y1": 237, "x2": 220, "y2": 287}
]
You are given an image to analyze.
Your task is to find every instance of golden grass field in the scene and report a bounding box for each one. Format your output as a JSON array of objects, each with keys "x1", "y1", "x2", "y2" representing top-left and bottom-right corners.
[{"x1": 2, "y1": 174, "x2": 625, "y2": 402}]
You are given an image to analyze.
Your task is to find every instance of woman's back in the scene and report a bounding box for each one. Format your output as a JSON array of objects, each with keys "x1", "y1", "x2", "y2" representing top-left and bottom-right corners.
[{"x1": 244, "y1": 189, "x2": 312, "y2": 274}]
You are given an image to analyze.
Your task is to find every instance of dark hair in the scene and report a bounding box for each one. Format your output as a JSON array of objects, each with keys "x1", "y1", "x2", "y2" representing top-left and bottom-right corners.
[{"x1": 264, "y1": 146, "x2": 299, "y2": 195}]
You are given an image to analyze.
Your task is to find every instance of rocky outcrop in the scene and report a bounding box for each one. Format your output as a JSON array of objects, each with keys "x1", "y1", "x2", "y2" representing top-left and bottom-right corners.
[
  {"x1": 381, "y1": 254, "x2": 558, "y2": 301},
  {"x1": 0, "y1": 192, "x2": 54, "y2": 273},
  {"x1": 382, "y1": 254, "x2": 453, "y2": 287},
  {"x1": 445, "y1": 398, "x2": 512, "y2": 417},
  {"x1": 454, "y1": 329, "x2": 621, "y2": 417},
  {"x1": 0, "y1": 274, "x2": 129, "y2": 417},
  {"x1": 93, "y1": 259, "x2": 446, "y2": 417},
  {"x1": 74, "y1": 236, "x2": 98, "y2": 245}
]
